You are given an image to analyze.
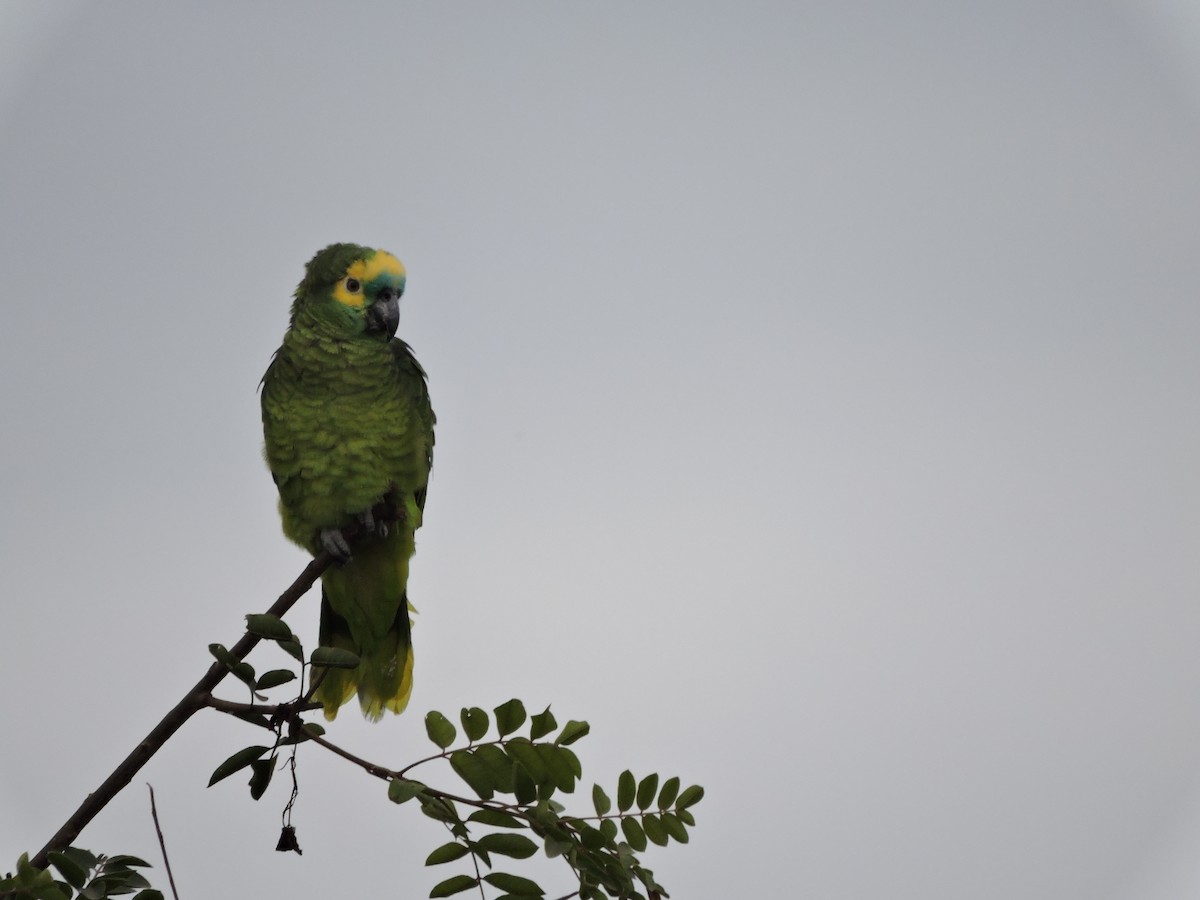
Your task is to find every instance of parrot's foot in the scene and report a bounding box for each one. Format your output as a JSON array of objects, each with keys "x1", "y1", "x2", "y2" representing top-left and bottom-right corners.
[
  {"x1": 357, "y1": 508, "x2": 376, "y2": 534},
  {"x1": 357, "y1": 508, "x2": 388, "y2": 538},
  {"x1": 319, "y1": 528, "x2": 353, "y2": 562}
]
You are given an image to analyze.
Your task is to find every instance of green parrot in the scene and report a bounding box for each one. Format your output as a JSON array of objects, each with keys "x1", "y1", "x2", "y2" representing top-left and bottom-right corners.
[{"x1": 261, "y1": 243, "x2": 435, "y2": 720}]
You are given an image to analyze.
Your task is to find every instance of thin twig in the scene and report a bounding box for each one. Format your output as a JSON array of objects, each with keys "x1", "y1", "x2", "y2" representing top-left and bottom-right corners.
[
  {"x1": 208, "y1": 699, "x2": 523, "y2": 818},
  {"x1": 32, "y1": 503, "x2": 396, "y2": 870},
  {"x1": 146, "y1": 785, "x2": 181, "y2": 900},
  {"x1": 205, "y1": 696, "x2": 323, "y2": 720},
  {"x1": 297, "y1": 726, "x2": 519, "y2": 814},
  {"x1": 299, "y1": 727, "x2": 398, "y2": 781}
]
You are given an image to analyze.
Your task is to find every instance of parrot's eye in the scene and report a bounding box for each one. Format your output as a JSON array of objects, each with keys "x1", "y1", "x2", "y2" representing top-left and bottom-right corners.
[{"x1": 344, "y1": 277, "x2": 362, "y2": 294}]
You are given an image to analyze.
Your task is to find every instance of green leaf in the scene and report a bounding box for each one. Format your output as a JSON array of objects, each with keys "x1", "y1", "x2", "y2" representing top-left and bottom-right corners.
[
  {"x1": 472, "y1": 744, "x2": 515, "y2": 794},
  {"x1": 429, "y1": 874, "x2": 479, "y2": 897},
  {"x1": 676, "y1": 807, "x2": 695, "y2": 827},
  {"x1": 80, "y1": 871, "x2": 148, "y2": 898},
  {"x1": 513, "y1": 763, "x2": 537, "y2": 805},
  {"x1": 103, "y1": 856, "x2": 151, "y2": 869},
  {"x1": 662, "y1": 812, "x2": 689, "y2": 843},
  {"x1": 513, "y1": 763, "x2": 537, "y2": 806},
  {"x1": 675, "y1": 784, "x2": 705, "y2": 810},
  {"x1": 616, "y1": 770, "x2": 636, "y2": 812},
  {"x1": 208, "y1": 745, "x2": 270, "y2": 787},
  {"x1": 425, "y1": 711, "x2": 457, "y2": 749},
  {"x1": 132, "y1": 892, "x2": 166, "y2": 900},
  {"x1": 634, "y1": 865, "x2": 665, "y2": 898},
  {"x1": 657, "y1": 775, "x2": 680, "y2": 810},
  {"x1": 558, "y1": 745, "x2": 582, "y2": 779},
  {"x1": 483, "y1": 872, "x2": 545, "y2": 896},
  {"x1": 95, "y1": 870, "x2": 151, "y2": 891},
  {"x1": 4, "y1": 854, "x2": 64, "y2": 900},
  {"x1": 599, "y1": 818, "x2": 619, "y2": 843},
  {"x1": 208, "y1": 642, "x2": 234, "y2": 665},
  {"x1": 225, "y1": 710, "x2": 270, "y2": 734},
  {"x1": 278, "y1": 639, "x2": 305, "y2": 662},
  {"x1": 420, "y1": 796, "x2": 460, "y2": 825},
  {"x1": 531, "y1": 796, "x2": 561, "y2": 827},
  {"x1": 592, "y1": 784, "x2": 612, "y2": 816},
  {"x1": 467, "y1": 808, "x2": 524, "y2": 828},
  {"x1": 425, "y1": 842, "x2": 470, "y2": 866},
  {"x1": 636, "y1": 773, "x2": 659, "y2": 811},
  {"x1": 28, "y1": 878, "x2": 70, "y2": 900},
  {"x1": 536, "y1": 744, "x2": 577, "y2": 793},
  {"x1": 249, "y1": 756, "x2": 275, "y2": 799},
  {"x1": 506, "y1": 739, "x2": 548, "y2": 785},
  {"x1": 47, "y1": 852, "x2": 87, "y2": 890},
  {"x1": 642, "y1": 813, "x2": 668, "y2": 846},
  {"x1": 255, "y1": 668, "x2": 297, "y2": 690},
  {"x1": 60, "y1": 848, "x2": 99, "y2": 872},
  {"x1": 576, "y1": 822, "x2": 607, "y2": 851},
  {"x1": 460, "y1": 706, "x2": 489, "y2": 741},
  {"x1": 244, "y1": 613, "x2": 295, "y2": 642},
  {"x1": 208, "y1": 643, "x2": 255, "y2": 688},
  {"x1": 388, "y1": 778, "x2": 427, "y2": 804},
  {"x1": 494, "y1": 698, "x2": 527, "y2": 737},
  {"x1": 449, "y1": 750, "x2": 495, "y2": 801},
  {"x1": 475, "y1": 833, "x2": 538, "y2": 859},
  {"x1": 529, "y1": 706, "x2": 557, "y2": 740},
  {"x1": 621, "y1": 816, "x2": 647, "y2": 852},
  {"x1": 276, "y1": 720, "x2": 324, "y2": 747},
  {"x1": 555, "y1": 719, "x2": 589, "y2": 746},
  {"x1": 310, "y1": 647, "x2": 360, "y2": 669}
]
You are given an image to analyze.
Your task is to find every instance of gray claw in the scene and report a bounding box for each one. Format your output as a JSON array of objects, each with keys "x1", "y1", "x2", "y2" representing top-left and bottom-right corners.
[
  {"x1": 357, "y1": 508, "x2": 376, "y2": 533},
  {"x1": 320, "y1": 528, "x2": 353, "y2": 561}
]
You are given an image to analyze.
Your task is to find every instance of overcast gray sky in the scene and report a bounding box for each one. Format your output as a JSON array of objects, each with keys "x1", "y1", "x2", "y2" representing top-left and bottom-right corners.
[{"x1": 2, "y1": 3, "x2": 1199, "y2": 898}]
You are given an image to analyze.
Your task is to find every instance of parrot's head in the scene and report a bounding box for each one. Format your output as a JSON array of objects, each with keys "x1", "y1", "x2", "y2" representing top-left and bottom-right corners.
[{"x1": 292, "y1": 243, "x2": 407, "y2": 339}]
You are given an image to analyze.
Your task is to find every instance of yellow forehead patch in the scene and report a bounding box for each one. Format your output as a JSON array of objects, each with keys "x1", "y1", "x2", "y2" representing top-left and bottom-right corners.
[
  {"x1": 331, "y1": 250, "x2": 406, "y2": 308},
  {"x1": 358, "y1": 250, "x2": 406, "y2": 283}
]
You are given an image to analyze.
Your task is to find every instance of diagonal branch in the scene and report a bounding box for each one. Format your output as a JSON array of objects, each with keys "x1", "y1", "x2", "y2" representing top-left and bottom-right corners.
[
  {"x1": 31, "y1": 501, "x2": 403, "y2": 868},
  {"x1": 31, "y1": 503, "x2": 397, "y2": 870},
  {"x1": 31, "y1": 547, "x2": 335, "y2": 868}
]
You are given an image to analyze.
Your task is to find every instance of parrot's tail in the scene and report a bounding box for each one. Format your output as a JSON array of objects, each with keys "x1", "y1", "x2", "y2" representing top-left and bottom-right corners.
[
  {"x1": 313, "y1": 592, "x2": 414, "y2": 721},
  {"x1": 312, "y1": 527, "x2": 416, "y2": 720}
]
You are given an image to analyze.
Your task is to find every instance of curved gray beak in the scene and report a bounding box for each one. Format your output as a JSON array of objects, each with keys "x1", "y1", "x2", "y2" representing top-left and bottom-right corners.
[{"x1": 366, "y1": 288, "x2": 401, "y2": 338}]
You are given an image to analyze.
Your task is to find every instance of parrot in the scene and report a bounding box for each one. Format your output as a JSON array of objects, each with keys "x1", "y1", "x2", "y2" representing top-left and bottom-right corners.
[{"x1": 260, "y1": 243, "x2": 434, "y2": 720}]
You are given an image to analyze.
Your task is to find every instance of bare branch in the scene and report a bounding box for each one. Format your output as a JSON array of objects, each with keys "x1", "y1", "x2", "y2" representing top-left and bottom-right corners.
[
  {"x1": 204, "y1": 696, "x2": 322, "y2": 720},
  {"x1": 32, "y1": 502, "x2": 398, "y2": 870},
  {"x1": 147, "y1": 785, "x2": 181, "y2": 900}
]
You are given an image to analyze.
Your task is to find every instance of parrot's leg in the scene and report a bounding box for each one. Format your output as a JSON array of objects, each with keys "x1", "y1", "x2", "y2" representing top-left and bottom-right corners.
[
  {"x1": 320, "y1": 528, "x2": 353, "y2": 561},
  {"x1": 355, "y1": 507, "x2": 387, "y2": 538},
  {"x1": 320, "y1": 507, "x2": 388, "y2": 560}
]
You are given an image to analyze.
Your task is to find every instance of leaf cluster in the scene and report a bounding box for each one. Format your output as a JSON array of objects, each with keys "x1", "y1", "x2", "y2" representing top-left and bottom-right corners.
[
  {"x1": 1, "y1": 850, "x2": 160, "y2": 900},
  {"x1": 390, "y1": 699, "x2": 704, "y2": 900},
  {"x1": 202, "y1": 615, "x2": 707, "y2": 899},
  {"x1": 209, "y1": 613, "x2": 360, "y2": 705},
  {"x1": 207, "y1": 720, "x2": 325, "y2": 800}
]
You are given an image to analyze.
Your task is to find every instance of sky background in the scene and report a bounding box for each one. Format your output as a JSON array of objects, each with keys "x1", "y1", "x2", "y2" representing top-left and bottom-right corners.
[{"x1": 2, "y1": 2, "x2": 1199, "y2": 898}]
